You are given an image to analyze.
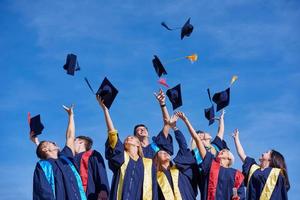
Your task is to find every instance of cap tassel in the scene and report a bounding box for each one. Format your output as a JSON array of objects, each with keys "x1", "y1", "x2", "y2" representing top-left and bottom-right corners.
[
  {"x1": 84, "y1": 77, "x2": 95, "y2": 94},
  {"x1": 161, "y1": 22, "x2": 181, "y2": 31},
  {"x1": 186, "y1": 54, "x2": 198, "y2": 63},
  {"x1": 158, "y1": 78, "x2": 169, "y2": 88},
  {"x1": 230, "y1": 75, "x2": 238, "y2": 86}
]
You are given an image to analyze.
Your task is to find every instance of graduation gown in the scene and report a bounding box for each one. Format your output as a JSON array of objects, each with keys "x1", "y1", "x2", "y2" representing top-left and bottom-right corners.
[
  {"x1": 105, "y1": 130, "x2": 158, "y2": 200},
  {"x1": 242, "y1": 156, "x2": 288, "y2": 200},
  {"x1": 199, "y1": 152, "x2": 245, "y2": 200},
  {"x1": 192, "y1": 136, "x2": 229, "y2": 199},
  {"x1": 157, "y1": 130, "x2": 197, "y2": 200},
  {"x1": 74, "y1": 150, "x2": 110, "y2": 200},
  {"x1": 33, "y1": 146, "x2": 86, "y2": 200},
  {"x1": 143, "y1": 130, "x2": 173, "y2": 159}
]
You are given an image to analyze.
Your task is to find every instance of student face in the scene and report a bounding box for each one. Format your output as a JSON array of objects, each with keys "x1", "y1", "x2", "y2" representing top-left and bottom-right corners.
[
  {"x1": 199, "y1": 133, "x2": 212, "y2": 147},
  {"x1": 74, "y1": 138, "x2": 84, "y2": 153},
  {"x1": 43, "y1": 141, "x2": 60, "y2": 155},
  {"x1": 135, "y1": 126, "x2": 149, "y2": 138},
  {"x1": 124, "y1": 136, "x2": 140, "y2": 149},
  {"x1": 157, "y1": 150, "x2": 171, "y2": 163},
  {"x1": 259, "y1": 150, "x2": 271, "y2": 164},
  {"x1": 217, "y1": 149, "x2": 232, "y2": 167}
]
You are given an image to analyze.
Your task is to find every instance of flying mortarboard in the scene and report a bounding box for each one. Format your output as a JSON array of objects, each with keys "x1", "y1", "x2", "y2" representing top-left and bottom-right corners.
[
  {"x1": 204, "y1": 88, "x2": 215, "y2": 125},
  {"x1": 63, "y1": 54, "x2": 80, "y2": 76},
  {"x1": 152, "y1": 55, "x2": 167, "y2": 78},
  {"x1": 166, "y1": 84, "x2": 182, "y2": 110},
  {"x1": 28, "y1": 113, "x2": 44, "y2": 137},
  {"x1": 212, "y1": 87, "x2": 230, "y2": 112},
  {"x1": 84, "y1": 77, "x2": 118, "y2": 109},
  {"x1": 161, "y1": 17, "x2": 194, "y2": 40}
]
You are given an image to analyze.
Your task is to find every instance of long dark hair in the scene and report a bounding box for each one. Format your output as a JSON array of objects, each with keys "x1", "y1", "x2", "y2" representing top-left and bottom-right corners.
[{"x1": 270, "y1": 150, "x2": 290, "y2": 191}]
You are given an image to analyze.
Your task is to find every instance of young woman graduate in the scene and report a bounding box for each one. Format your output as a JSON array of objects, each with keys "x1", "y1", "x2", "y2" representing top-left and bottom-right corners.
[
  {"x1": 232, "y1": 129, "x2": 290, "y2": 200},
  {"x1": 73, "y1": 135, "x2": 110, "y2": 200},
  {"x1": 179, "y1": 111, "x2": 245, "y2": 200},
  {"x1": 154, "y1": 111, "x2": 198, "y2": 200},
  {"x1": 97, "y1": 96, "x2": 158, "y2": 200},
  {"x1": 31, "y1": 105, "x2": 87, "y2": 200},
  {"x1": 133, "y1": 89, "x2": 173, "y2": 159}
]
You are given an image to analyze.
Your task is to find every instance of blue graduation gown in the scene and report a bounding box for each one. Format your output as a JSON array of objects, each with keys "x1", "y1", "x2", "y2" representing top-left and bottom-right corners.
[
  {"x1": 105, "y1": 136, "x2": 158, "y2": 200},
  {"x1": 173, "y1": 130, "x2": 198, "y2": 200},
  {"x1": 194, "y1": 136, "x2": 229, "y2": 199},
  {"x1": 200, "y1": 152, "x2": 245, "y2": 200},
  {"x1": 33, "y1": 146, "x2": 85, "y2": 200},
  {"x1": 74, "y1": 150, "x2": 110, "y2": 200},
  {"x1": 242, "y1": 156, "x2": 288, "y2": 200},
  {"x1": 143, "y1": 130, "x2": 173, "y2": 159},
  {"x1": 156, "y1": 130, "x2": 197, "y2": 200}
]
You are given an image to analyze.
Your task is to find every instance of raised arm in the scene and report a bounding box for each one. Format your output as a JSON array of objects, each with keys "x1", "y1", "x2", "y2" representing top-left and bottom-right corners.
[
  {"x1": 177, "y1": 111, "x2": 207, "y2": 159},
  {"x1": 154, "y1": 89, "x2": 171, "y2": 138},
  {"x1": 232, "y1": 129, "x2": 246, "y2": 162},
  {"x1": 63, "y1": 105, "x2": 75, "y2": 155},
  {"x1": 30, "y1": 131, "x2": 40, "y2": 146},
  {"x1": 97, "y1": 96, "x2": 115, "y2": 132},
  {"x1": 216, "y1": 109, "x2": 225, "y2": 140},
  {"x1": 96, "y1": 95, "x2": 118, "y2": 150}
]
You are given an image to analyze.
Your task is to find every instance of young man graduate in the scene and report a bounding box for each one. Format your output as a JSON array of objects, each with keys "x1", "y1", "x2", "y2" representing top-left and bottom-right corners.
[
  {"x1": 133, "y1": 89, "x2": 172, "y2": 159},
  {"x1": 31, "y1": 105, "x2": 87, "y2": 200},
  {"x1": 73, "y1": 135, "x2": 110, "y2": 199}
]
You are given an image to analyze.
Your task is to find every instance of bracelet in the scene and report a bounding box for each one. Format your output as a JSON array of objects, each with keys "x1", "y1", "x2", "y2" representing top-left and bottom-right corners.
[{"x1": 160, "y1": 104, "x2": 166, "y2": 107}]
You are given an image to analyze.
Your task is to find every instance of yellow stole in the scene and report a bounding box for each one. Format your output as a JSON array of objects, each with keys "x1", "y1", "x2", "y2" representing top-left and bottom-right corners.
[
  {"x1": 247, "y1": 164, "x2": 281, "y2": 200},
  {"x1": 157, "y1": 166, "x2": 182, "y2": 200},
  {"x1": 116, "y1": 152, "x2": 153, "y2": 200}
]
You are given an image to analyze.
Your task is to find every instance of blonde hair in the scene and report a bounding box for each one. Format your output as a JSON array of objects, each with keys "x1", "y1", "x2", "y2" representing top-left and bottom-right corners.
[
  {"x1": 124, "y1": 136, "x2": 144, "y2": 158},
  {"x1": 153, "y1": 151, "x2": 171, "y2": 171}
]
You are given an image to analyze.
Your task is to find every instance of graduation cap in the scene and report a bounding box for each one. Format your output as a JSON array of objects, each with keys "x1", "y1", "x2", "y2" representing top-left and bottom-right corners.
[
  {"x1": 84, "y1": 77, "x2": 118, "y2": 109},
  {"x1": 161, "y1": 17, "x2": 194, "y2": 40},
  {"x1": 28, "y1": 113, "x2": 44, "y2": 137},
  {"x1": 166, "y1": 84, "x2": 182, "y2": 110},
  {"x1": 204, "y1": 88, "x2": 215, "y2": 125},
  {"x1": 63, "y1": 54, "x2": 80, "y2": 76},
  {"x1": 152, "y1": 55, "x2": 167, "y2": 78},
  {"x1": 212, "y1": 87, "x2": 230, "y2": 112}
]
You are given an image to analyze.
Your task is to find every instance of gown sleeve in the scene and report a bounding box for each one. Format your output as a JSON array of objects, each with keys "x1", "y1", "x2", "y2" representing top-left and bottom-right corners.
[
  {"x1": 105, "y1": 130, "x2": 125, "y2": 172},
  {"x1": 92, "y1": 151, "x2": 110, "y2": 194},
  {"x1": 33, "y1": 163, "x2": 55, "y2": 200}
]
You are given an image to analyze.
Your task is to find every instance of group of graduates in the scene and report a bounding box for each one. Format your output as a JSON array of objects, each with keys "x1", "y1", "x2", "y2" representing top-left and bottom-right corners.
[{"x1": 30, "y1": 88, "x2": 290, "y2": 200}]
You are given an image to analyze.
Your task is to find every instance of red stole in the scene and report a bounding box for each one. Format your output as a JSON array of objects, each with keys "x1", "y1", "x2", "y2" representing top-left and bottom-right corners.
[
  {"x1": 80, "y1": 150, "x2": 94, "y2": 192},
  {"x1": 207, "y1": 160, "x2": 244, "y2": 200}
]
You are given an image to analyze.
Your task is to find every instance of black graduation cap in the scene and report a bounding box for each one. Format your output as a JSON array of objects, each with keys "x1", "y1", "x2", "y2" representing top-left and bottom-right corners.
[
  {"x1": 84, "y1": 77, "x2": 118, "y2": 109},
  {"x1": 152, "y1": 55, "x2": 167, "y2": 78},
  {"x1": 161, "y1": 17, "x2": 194, "y2": 40},
  {"x1": 212, "y1": 87, "x2": 230, "y2": 112},
  {"x1": 204, "y1": 89, "x2": 215, "y2": 125},
  {"x1": 181, "y1": 18, "x2": 194, "y2": 40},
  {"x1": 29, "y1": 114, "x2": 44, "y2": 137},
  {"x1": 63, "y1": 54, "x2": 80, "y2": 76},
  {"x1": 166, "y1": 84, "x2": 182, "y2": 110}
]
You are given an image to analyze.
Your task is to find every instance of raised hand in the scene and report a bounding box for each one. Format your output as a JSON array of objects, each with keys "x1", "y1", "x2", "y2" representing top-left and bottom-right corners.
[
  {"x1": 175, "y1": 111, "x2": 187, "y2": 122},
  {"x1": 214, "y1": 109, "x2": 225, "y2": 121},
  {"x1": 165, "y1": 114, "x2": 179, "y2": 129},
  {"x1": 96, "y1": 95, "x2": 107, "y2": 110},
  {"x1": 29, "y1": 131, "x2": 40, "y2": 145},
  {"x1": 62, "y1": 104, "x2": 74, "y2": 116},
  {"x1": 232, "y1": 129, "x2": 239, "y2": 140},
  {"x1": 154, "y1": 89, "x2": 166, "y2": 105}
]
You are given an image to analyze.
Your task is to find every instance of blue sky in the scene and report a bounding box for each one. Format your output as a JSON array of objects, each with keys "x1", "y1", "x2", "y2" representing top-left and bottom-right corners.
[{"x1": 0, "y1": 0, "x2": 299, "y2": 199}]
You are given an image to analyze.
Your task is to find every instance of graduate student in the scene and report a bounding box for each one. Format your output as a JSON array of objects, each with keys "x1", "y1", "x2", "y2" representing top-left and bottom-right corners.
[
  {"x1": 155, "y1": 112, "x2": 198, "y2": 200},
  {"x1": 178, "y1": 111, "x2": 245, "y2": 200},
  {"x1": 97, "y1": 96, "x2": 158, "y2": 200},
  {"x1": 31, "y1": 105, "x2": 86, "y2": 200},
  {"x1": 232, "y1": 129, "x2": 290, "y2": 200},
  {"x1": 133, "y1": 89, "x2": 172, "y2": 158},
  {"x1": 73, "y1": 135, "x2": 110, "y2": 200}
]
